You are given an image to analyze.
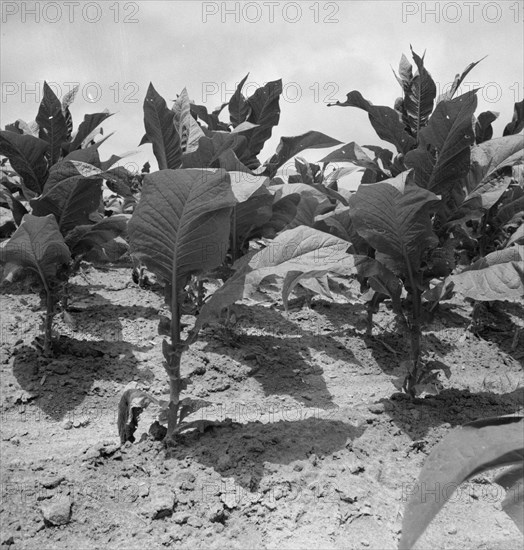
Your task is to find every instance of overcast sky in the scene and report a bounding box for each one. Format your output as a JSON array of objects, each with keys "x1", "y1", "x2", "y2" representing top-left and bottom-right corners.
[{"x1": 1, "y1": 0, "x2": 523, "y2": 174}]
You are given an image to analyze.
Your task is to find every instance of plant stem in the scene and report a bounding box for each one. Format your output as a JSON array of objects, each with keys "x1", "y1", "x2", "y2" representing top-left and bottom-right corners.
[
  {"x1": 404, "y1": 258, "x2": 422, "y2": 396},
  {"x1": 43, "y1": 287, "x2": 55, "y2": 357},
  {"x1": 231, "y1": 206, "x2": 238, "y2": 264}
]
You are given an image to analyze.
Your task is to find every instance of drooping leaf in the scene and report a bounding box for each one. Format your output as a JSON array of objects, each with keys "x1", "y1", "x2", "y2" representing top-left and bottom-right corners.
[
  {"x1": 328, "y1": 91, "x2": 416, "y2": 155},
  {"x1": 467, "y1": 134, "x2": 524, "y2": 191},
  {"x1": 503, "y1": 100, "x2": 524, "y2": 136},
  {"x1": 399, "y1": 415, "x2": 524, "y2": 550},
  {"x1": 0, "y1": 185, "x2": 28, "y2": 226},
  {"x1": 30, "y1": 168, "x2": 103, "y2": 236},
  {"x1": 240, "y1": 79, "x2": 283, "y2": 168},
  {"x1": 128, "y1": 169, "x2": 237, "y2": 289},
  {"x1": 451, "y1": 245, "x2": 524, "y2": 301},
  {"x1": 65, "y1": 214, "x2": 129, "y2": 257},
  {"x1": 349, "y1": 173, "x2": 440, "y2": 275},
  {"x1": 0, "y1": 131, "x2": 49, "y2": 195},
  {"x1": 36, "y1": 82, "x2": 69, "y2": 165},
  {"x1": 475, "y1": 111, "x2": 499, "y2": 144},
  {"x1": 141, "y1": 83, "x2": 181, "y2": 170},
  {"x1": 0, "y1": 214, "x2": 70, "y2": 286},
  {"x1": 195, "y1": 226, "x2": 401, "y2": 329},
  {"x1": 229, "y1": 73, "x2": 251, "y2": 128},
  {"x1": 262, "y1": 131, "x2": 342, "y2": 178},
  {"x1": 320, "y1": 141, "x2": 389, "y2": 181},
  {"x1": 405, "y1": 90, "x2": 478, "y2": 195}
]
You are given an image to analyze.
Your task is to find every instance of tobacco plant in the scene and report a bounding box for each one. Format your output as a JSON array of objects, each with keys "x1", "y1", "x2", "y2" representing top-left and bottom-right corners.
[{"x1": 0, "y1": 82, "x2": 131, "y2": 353}]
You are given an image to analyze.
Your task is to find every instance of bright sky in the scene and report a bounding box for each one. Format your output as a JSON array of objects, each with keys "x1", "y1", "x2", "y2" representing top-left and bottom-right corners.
[{"x1": 1, "y1": 0, "x2": 523, "y2": 175}]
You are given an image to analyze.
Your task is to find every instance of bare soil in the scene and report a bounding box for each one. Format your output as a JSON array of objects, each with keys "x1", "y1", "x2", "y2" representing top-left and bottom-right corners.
[{"x1": 1, "y1": 260, "x2": 523, "y2": 549}]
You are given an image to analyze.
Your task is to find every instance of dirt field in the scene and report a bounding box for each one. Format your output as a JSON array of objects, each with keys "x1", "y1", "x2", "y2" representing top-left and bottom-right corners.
[{"x1": 1, "y1": 260, "x2": 523, "y2": 549}]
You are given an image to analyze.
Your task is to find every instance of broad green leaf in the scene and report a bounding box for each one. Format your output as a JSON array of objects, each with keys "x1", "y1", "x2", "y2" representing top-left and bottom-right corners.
[
  {"x1": 142, "y1": 83, "x2": 182, "y2": 170},
  {"x1": 36, "y1": 82, "x2": 69, "y2": 165},
  {"x1": 68, "y1": 111, "x2": 113, "y2": 152},
  {"x1": 0, "y1": 214, "x2": 70, "y2": 287},
  {"x1": 475, "y1": 111, "x2": 499, "y2": 144},
  {"x1": 262, "y1": 131, "x2": 342, "y2": 178},
  {"x1": 228, "y1": 73, "x2": 251, "y2": 128},
  {"x1": 65, "y1": 214, "x2": 129, "y2": 257},
  {"x1": 405, "y1": 90, "x2": 477, "y2": 195},
  {"x1": 503, "y1": 100, "x2": 524, "y2": 136},
  {"x1": 349, "y1": 173, "x2": 440, "y2": 275},
  {"x1": 196, "y1": 226, "x2": 401, "y2": 329},
  {"x1": 399, "y1": 416, "x2": 524, "y2": 550},
  {"x1": 241, "y1": 79, "x2": 283, "y2": 168},
  {"x1": 30, "y1": 169, "x2": 103, "y2": 236},
  {"x1": 128, "y1": 169, "x2": 236, "y2": 289},
  {"x1": 0, "y1": 131, "x2": 49, "y2": 195},
  {"x1": 196, "y1": 226, "x2": 401, "y2": 328},
  {"x1": 328, "y1": 91, "x2": 415, "y2": 155},
  {"x1": 451, "y1": 245, "x2": 524, "y2": 301}
]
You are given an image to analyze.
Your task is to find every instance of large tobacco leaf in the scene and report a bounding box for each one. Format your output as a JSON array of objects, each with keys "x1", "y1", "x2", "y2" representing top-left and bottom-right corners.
[
  {"x1": 0, "y1": 214, "x2": 70, "y2": 285},
  {"x1": 128, "y1": 169, "x2": 236, "y2": 289},
  {"x1": 36, "y1": 82, "x2": 69, "y2": 165},
  {"x1": 141, "y1": 83, "x2": 182, "y2": 170},
  {"x1": 405, "y1": 90, "x2": 478, "y2": 196},
  {"x1": 195, "y1": 226, "x2": 401, "y2": 329},
  {"x1": 451, "y1": 245, "x2": 524, "y2": 301},
  {"x1": 348, "y1": 172, "x2": 440, "y2": 276},
  {"x1": 30, "y1": 165, "x2": 103, "y2": 236},
  {"x1": 0, "y1": 131, "x2": 49, "y2": 195},
  {"x1": 399, "y1": 416, "x2": 524, "y2": 549},
  {"x1": 329, "y1": 91, "x2": 415, "y2": 155}
]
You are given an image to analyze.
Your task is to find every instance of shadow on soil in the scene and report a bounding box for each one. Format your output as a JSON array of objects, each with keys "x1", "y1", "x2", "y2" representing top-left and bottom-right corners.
[
  {"x1": 11, "y1": 337, "x2": 155, "y2": 421},
  {"x1": 167, "y1": 416, "x2": 367, "y2": 492},
  {"x1": 200, "y1": 303, "x2": 365, "y2": 408},
  {"x1": 378, "y1": 386, "x2": 524, "y2": 440}
]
